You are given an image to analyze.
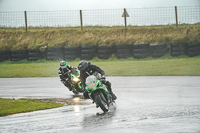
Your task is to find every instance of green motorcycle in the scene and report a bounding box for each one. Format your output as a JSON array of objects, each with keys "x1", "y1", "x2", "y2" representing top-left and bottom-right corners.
[
  {"x1": 85, "y1": 74, "x2": 116, "y2": 112},
  {"x1": 67, "y1": 68, "x2": 84, "y2": 95}
]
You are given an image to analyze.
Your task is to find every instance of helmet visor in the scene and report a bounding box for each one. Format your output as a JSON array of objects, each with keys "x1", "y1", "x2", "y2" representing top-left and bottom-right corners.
[{"x1": 61, "y1": 65, "x2": 66, "y2": 69}]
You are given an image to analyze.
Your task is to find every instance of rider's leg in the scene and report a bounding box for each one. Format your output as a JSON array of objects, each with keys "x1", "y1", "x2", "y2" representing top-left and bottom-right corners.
[
  {"x1": 83, "y1": 91, "x2": 90, "y2": 99},
  {"x1": 103, "y1": 80, "x2": 117, "y2": 100},
  {"x1": 60, "y1": 75, "x2": 72, "y2": 91}
]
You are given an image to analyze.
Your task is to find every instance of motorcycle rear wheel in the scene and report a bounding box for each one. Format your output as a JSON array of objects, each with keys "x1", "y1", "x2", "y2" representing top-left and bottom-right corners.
[{"x1": 94, "y1": 92, "x2": 109, "y2": 112}]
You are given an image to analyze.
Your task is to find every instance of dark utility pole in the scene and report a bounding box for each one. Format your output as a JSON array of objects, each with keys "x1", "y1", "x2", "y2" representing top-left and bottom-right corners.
[{"x1": 24, "y1": 11, "x2": 27, "y2": 32}]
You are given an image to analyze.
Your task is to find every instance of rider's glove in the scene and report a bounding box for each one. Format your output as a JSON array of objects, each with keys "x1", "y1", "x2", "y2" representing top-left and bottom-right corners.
[
  {"x1": 100, "y1": 75, "x2": 106, "y2": 83},
  {"x1": 101, "y1": 75, "x2": 106, "y2": 80},
  {"x1": 63, "y1": 72, "x2": 69, "y2": 76}
]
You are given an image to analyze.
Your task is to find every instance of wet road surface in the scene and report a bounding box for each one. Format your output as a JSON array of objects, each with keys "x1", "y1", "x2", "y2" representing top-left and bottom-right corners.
[{"x1": 0, "y1": 76, "x2": 200, "y2": 133}]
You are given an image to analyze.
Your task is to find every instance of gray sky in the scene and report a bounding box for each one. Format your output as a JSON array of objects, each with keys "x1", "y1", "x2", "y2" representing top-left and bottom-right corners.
[{"x1": 0, "y1": 0, "x2": 199, "y2": 11}]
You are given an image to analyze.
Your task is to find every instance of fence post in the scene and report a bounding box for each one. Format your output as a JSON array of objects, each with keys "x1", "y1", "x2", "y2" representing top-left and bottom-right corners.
[
  {"x1": 124, "y1": 8, "x2": 127, "y2": 29},
  {"x1": 24, "y1": 11, "x2": 27, "y2": 32},
  {"x1": 175, "y1": 6, "x2": 178, "y2": 27},
  {"x1": 80, "y1": 10, "x2": 83, "y2": 31}
]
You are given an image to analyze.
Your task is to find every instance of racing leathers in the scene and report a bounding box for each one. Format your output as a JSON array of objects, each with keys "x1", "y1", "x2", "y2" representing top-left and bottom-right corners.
[
  {"x1": 58, "y1": 65, "x2": 73, "y2": 91},
  {"x1": 79, "y1": 62, "x2": 117, "y2": 100}
]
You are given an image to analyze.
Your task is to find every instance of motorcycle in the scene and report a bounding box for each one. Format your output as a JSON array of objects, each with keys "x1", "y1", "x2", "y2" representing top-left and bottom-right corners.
[
  {"x1": 65, "y1": 68, "x2": 84, "y2": 95},
  {"x1": 85, "y1": 74, "x2": 116, "y2": 112}
]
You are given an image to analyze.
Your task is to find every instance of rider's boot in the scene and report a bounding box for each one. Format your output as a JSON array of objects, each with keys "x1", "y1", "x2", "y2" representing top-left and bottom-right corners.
[
  {"x1": 72, "y1": 90, "x2": 79, "y2": 95},
  {"x1": 110, "y1": 91, "x2": 117, "y2": 100},
  {"x1": 105, "y1": 81, "x2": 117, "y2": 100}
]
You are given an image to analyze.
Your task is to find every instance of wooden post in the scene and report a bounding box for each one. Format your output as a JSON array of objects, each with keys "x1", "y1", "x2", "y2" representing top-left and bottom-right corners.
[
  {"x1": 175, "y1": 6, "x2": 178, "y2": 27},
  {"x1": 24, "y1": 11, "x2": 27, "y2": 32},
  {"x1": 80, "y1": 10, "x2": 83, "y2": 31},
  {"x1": 124, "y1": 8, "x2": 127, "y2": 29}
]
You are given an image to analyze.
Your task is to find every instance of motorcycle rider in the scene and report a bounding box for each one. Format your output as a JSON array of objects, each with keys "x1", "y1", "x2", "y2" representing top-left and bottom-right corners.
[
  {"x1": 58, "y1": 61, "x2": 73, "y2": 91},
  {"x1": 78, "y1": 60, "x2": 117, "y2": 100}
]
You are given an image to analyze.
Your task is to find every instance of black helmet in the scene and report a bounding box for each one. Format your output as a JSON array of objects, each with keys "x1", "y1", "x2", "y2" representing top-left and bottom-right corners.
[
  {"x1": 60, "y1": 61, "x2": 67, "y2": 69},
  {"x1": 78, "y1": 60, "x2": 88, "y2": 71}
]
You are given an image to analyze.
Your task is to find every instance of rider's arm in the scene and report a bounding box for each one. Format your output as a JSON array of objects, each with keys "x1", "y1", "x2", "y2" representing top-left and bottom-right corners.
[
  {"x1": 58, "y1": 68, "x2": 62, "y2": 74},
  {"x1": 67, "y1": 65, "x2": 73, "y2": 70},
  {"x1": 93, "y1": 65, "x2": 105, "y2": 78}
]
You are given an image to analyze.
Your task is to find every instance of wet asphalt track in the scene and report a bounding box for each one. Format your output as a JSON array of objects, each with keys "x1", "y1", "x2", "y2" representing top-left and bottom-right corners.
[{"x1": 0, "y1": 76, "x2": 200, "y2": 133}]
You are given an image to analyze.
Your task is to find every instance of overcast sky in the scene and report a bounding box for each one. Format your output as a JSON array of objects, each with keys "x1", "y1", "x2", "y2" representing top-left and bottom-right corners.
[{"x1": 0, "y1": 0, "x2": 199, "y2": 11}]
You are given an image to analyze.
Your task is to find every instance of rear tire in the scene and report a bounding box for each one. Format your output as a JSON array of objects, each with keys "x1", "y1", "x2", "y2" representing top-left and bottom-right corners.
[{"x1": 94, "y1": 92, "x2": 109, "y2": 112}]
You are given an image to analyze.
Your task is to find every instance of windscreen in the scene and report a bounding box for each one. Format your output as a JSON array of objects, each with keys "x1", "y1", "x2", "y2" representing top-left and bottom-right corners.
[{"x1": 86, "y1": 75, "x2": 95, "y2": 83}]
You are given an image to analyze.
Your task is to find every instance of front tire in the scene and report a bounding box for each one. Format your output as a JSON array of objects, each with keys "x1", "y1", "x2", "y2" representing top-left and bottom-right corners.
[
  {"x1": 75, "y1": 85, "x2": 85, "y2": 92},
  {"x1": 94, "y1": 92, "x2": 109, "y2": 112}
]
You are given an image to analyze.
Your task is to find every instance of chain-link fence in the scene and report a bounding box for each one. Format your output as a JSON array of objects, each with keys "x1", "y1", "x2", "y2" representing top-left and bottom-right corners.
[{"x1": 0, "y1": 6, "x2": 199, "y2": 28}]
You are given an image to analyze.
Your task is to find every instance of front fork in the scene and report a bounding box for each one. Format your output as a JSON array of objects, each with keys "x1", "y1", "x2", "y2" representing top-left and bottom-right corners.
[{"x1": 91, "y1": 91, "x2": 110, "y2": 107}]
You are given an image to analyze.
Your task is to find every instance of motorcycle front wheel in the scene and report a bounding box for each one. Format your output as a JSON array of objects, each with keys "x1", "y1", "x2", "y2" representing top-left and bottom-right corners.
[
  {"x1": 74, "y1": 84, "x2": 85, "y2": 93},
  {"x1": 94, "y1": 92, "x2": 109, "y2": 112}
]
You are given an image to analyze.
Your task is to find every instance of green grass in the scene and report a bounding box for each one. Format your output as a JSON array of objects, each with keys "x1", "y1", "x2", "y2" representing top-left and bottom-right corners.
[
  {"x1": 0, "y1": 24, "x2": 200, "y2": 51},
  {"x1": 0, "y1": 98, "x2": 63, "y2": 117},
  {"x1": 97, "y1": 55, "x2": 200, "y2": 76},
  {"x1": 0, "y1": 55, "x2": 200, "y2": 77}
]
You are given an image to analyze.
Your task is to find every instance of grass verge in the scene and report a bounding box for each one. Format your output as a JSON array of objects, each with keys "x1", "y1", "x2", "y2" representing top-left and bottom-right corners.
[
  {"x1": 0, "y1": 24, "x2": 200, "y2": 51},
  {"x1": 0, "y1": 54, "x2": 200, "y2": 77},
  {"x1": 0, "y1": 98, "x2": 63, "y2": 117}
]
